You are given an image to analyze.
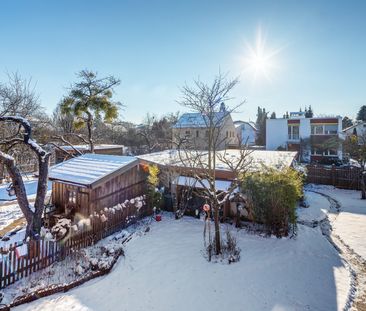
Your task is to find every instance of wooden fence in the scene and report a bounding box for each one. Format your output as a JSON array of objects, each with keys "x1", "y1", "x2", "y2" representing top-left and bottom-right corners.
[
  {"x1": 306, "y1": 165, "x2": 361, "y2": 190},
  {"x1": 0, "y1": 201, "x2": 149, "y2": 289}
]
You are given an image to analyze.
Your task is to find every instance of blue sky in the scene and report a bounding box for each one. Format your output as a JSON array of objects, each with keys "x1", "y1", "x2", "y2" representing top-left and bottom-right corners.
[{"x1": 0, "y1": 0, "x2": 365, "y2": 123}]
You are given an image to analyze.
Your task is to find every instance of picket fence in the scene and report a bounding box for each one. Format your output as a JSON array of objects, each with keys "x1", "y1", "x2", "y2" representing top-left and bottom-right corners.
[{"x1": 0, "y1": 202, "x2": 147, "y2": 289}]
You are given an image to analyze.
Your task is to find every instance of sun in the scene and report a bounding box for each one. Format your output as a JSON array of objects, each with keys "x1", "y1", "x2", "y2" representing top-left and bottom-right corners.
[{"x1": 241, "y1": 27, "x2": 282, "y2": 81}]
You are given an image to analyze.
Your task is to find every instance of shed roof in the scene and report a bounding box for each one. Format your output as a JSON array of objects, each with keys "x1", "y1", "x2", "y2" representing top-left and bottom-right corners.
[{"x1": 48, "y1": 154, "x2": 138, "y2": 187}]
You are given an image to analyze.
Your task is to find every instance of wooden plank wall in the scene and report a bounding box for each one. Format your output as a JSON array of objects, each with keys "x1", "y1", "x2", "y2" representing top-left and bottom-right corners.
[
  {"x1": 306, "y1": 165, "x2": 361, "y2": 190},
  {"x1": 52, "y1": 183, "x2": 91, "y2": 216},
  {"x1": 90, "y1": 166, "x2": 146, "y2": 213}
]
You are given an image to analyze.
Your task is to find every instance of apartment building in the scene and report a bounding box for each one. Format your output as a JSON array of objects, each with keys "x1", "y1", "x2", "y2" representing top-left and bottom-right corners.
[{"x1": 266, "y1": 112, "x2": 343, "y2": 162}]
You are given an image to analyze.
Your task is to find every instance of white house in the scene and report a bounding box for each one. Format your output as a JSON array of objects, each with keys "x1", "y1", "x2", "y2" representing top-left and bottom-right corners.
[
  {"x1": 343, "y1": 121, "x2": 366, "y2": 140},
  {"x1": 266, "y1": 112, "x2": 343, "y2": 162},
  {"x1": 234, "y1": 121, "x2": 257, "y2": 146}
]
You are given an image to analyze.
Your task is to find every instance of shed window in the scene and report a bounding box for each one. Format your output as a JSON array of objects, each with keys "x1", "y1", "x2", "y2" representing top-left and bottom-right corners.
[{"x1": 68, "y1": 190, "x2": 77, "y2": 204}]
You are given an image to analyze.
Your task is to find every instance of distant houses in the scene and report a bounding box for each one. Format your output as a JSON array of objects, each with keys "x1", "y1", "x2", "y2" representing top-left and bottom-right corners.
[
  {"x1": 172, "y1": 106, "x2": 238, "y2": 150},
  {"x1": 234, "y1": 120, "x2": 257, "y2": 146},
  {"x1": 266, "y1": 112, "x2": 343, "y2": 163}
]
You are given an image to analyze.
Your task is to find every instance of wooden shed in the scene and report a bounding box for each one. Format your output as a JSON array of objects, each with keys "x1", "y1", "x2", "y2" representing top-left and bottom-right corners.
[
  {"x1": 48, "y1": 154, "x2": 146, "y2": 220},
  {"x1": 55, "y1": 144, "x2": 125, "y2": 163}
]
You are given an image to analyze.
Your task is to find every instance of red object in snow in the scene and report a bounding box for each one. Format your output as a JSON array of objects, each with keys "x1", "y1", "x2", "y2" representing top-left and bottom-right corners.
[
  {"x1": 155, "y1": 215, "x2": 162, "y2": 221},
  {"x1": 203, "y1": 204, "x2": 210, "y2": 212}
]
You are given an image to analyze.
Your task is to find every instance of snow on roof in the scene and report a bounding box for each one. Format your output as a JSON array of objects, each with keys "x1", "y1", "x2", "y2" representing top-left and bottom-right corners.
[
  {"x1": 49, "y1": 154, "x2": 137, "y2": 186},
  {"x1": 137, "y1": 149, "x2": 297, "y2": 171},
  {"x1": 60, "y1": 144, "x2": 124, "y2": 151},
  {"x1": 172, "y1": 112, "x2": 230, "y2": 128},
  {"x1": 234, "y1": 120, "x2": 257, "y2": 131}
]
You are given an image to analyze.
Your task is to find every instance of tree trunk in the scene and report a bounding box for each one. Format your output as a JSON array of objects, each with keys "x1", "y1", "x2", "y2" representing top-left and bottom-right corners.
[
  {"x1": 361, "y1": 170, "x2": 366, "y2": 200},
  {"x1": 32, "y1": 153, "x2": 51, "y2": 235},
  {"x1": 0, "y1": 152, "x2": 33, "y2": 226},
  {"x1": 213, "y1": 202, "x2": 221, "y2": 255},
  {"x1": 87, "y1": 120, "x2": 94, "y2": 153}
]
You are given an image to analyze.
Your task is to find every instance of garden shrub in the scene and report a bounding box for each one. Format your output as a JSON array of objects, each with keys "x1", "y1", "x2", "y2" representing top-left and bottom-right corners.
[{"x1": 241, "y1": 167, "x2": 303, "y2": 237}]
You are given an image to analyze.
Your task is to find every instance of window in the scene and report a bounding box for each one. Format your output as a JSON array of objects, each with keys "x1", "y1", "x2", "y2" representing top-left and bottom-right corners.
[
  {"x1": 311, "y1": 124, "x2": 338, "y2": 135},
  {"x1": 324, "y1": 149, "x2": 338, "y2": 156},
  {"x1": 311, "y1": 125, "x2": 324, "y2": 135},
  {"x1": 311, "y1": 148, "x2": 323, "y2": 155},
  {"x1": 196, "y1": 130, "x2": 199, "y2": 138},
  {"x1": 288, "y1": 125, "x2": 299, "y2": 140},
  {"x1": 68, "y1": 190, "x2": 77, "y2": 204},
  {"x1": 205, "y1": 130, "x2": 209, "y2": 137},
  {"x1": 185, "y1": 130, "x2": 191, "y2": 137},
  {"x1": 324, "y1": 124, "x2": 338, "y2": 134},
  {"x1": 226, "y1": 131, "x2": 228, "y2": 138}
]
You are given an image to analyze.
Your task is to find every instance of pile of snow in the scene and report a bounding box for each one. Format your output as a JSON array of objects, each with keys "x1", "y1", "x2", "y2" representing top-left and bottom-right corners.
[{"x1": 13, "y1": 215, "x2": 351, "y2": 311}]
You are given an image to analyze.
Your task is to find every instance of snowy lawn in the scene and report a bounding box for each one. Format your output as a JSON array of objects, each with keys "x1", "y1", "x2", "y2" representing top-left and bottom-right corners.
[
  {"x1": 306, "y1": 184, "x2": 366, "y2": 262},
  {"x1": 0, "y1": 180, "x2": 52, "y2": 233},
  {"x1": 0, "y1": 179, "x2": 52, "y2": 203},
  {"x1": 14, "y1": 214, "x2": 351, "y2": 311}
]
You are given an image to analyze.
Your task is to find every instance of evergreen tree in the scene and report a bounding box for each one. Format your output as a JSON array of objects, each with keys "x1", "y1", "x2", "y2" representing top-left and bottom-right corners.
[
  {"x1": 60, "y1": 70, "x2": 121, "y2": 153},
  {"x1": 356, "y1": 105, "x2": 366, "y2": 121},
  {"x1": 342, "y1": 116, "x2": 354, "y2": 129},
  {"x1": 255, "y1": 107, "x2": 268, "y2": 145},
  {"x1": 305, "y1": 105, "x2": 314, "y2": 118},
  {"x1": 270, "y1": 112, "x2": 276, "y2": 119}
]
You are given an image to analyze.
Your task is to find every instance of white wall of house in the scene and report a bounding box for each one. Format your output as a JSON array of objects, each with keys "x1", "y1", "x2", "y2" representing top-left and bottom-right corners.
[
  {"x1": 235, "y1": 122, "x2": 257, "y2": 145},
  {"x1": 266, "y1": 119, "x2": 288, "y2": 150}
]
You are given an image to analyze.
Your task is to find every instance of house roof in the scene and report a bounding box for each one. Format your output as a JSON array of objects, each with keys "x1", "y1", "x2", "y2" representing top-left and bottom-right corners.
[
  {"x1": 342, "y1": 121, "x2": 364, "y2": 133},
  {"x1": 234, "y1": 120, "x2": 257, "y2": 131},
  {"x1": 137, "y1": 149, "x2": 297, "y2": 172},
  {"x1": 172, "y1": 111, "x2": 230, "y2": 129},
  {"x1": 48, "y1": 154, "x2": 138, "y2": 187}
]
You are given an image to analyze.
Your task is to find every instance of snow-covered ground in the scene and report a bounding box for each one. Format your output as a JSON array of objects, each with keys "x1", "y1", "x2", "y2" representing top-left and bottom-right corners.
[
  {"x1": 0, "y1": 179, "x2": 52, "y2": 203},
  {"x1": 14, "y1": 214, "x2": 351, "y2": 311},
  {"x1": 0, "y1": 180, "x2": 52, "y2": 233},
  {"x1": 305, "y1": 184, "x2": 366, "y2": 262}
]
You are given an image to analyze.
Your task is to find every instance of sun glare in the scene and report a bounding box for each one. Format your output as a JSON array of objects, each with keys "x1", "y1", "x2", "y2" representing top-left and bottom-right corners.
[{"x1": 241, "y1": 27, "x2": 282, "y2": 82}]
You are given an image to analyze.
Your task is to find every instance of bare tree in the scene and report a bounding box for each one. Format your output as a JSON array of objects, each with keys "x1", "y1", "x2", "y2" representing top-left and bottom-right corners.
[
  {"x1": 175, "y1": 74, "x2": 251, "y2": 255},
  {"x1": 0, "y1": 116, "x2": 51, "y2": 237},
  {"x1": 0, "y1": 72, "x2": 42, "y2": 117}
]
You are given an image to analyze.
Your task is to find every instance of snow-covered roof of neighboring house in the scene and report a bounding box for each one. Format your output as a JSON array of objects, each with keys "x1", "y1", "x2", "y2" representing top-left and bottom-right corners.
[
  {"x1": 233, "y1": 120, "x2": 257, "y2": 131},
  {"x1": 137, "y1": 149, "x2": 297, "y2": 172},
  {"x1": 342, "y1": 121, "x2": 365, "y2": 133},
  {"x1": 172, "y1": 112, "x2": 230, "y2": 129},
  {"x1": 59, "y1": 144, "x2": 124, "y2": 151},
  {"x1": 48, "y1": 154, "x2": 138, "y2": 187}
]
